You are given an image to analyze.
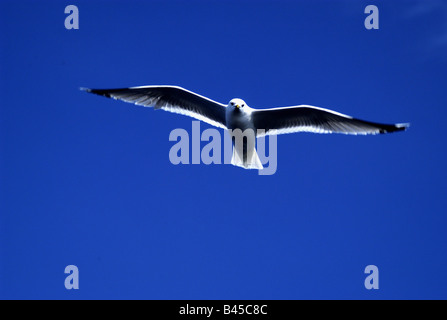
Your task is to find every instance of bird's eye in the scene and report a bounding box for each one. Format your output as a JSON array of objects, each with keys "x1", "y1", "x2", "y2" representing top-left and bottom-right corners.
[{"x1": 231, "y1": 102, "x2": 235, "y2": 105}]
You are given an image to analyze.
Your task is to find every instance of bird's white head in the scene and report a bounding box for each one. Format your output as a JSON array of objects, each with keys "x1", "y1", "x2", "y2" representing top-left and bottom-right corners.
[{"x1": 228, "y1": 98, "x2": 246, "y2": 109}]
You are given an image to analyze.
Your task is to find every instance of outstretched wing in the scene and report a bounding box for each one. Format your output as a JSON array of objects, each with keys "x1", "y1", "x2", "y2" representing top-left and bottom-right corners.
[
  {"x1": 82, "y1": 85, "x2": 227, "y2": 129},
  {"x1": 252, "y1": 105, "x2": 409, "y2": 136}
]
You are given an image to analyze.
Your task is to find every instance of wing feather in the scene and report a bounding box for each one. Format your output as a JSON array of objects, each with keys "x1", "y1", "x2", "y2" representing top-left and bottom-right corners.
[
  {"x1": 252, "y1": 105, "x2": 409, "y2": 136},
  {"x1": 82, "y1": 85, "x2": 227, "y2": 129}
]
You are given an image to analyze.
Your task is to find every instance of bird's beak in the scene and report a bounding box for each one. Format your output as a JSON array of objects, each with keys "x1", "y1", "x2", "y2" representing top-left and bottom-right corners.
[{"x1": 235, "y1": 104, "x2": 240, "y2": 109}]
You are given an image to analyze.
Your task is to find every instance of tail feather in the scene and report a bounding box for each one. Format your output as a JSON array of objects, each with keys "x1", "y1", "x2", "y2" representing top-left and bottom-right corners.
[{"x1": 231, "y1": 147, "x2": 263, "y2": 170}]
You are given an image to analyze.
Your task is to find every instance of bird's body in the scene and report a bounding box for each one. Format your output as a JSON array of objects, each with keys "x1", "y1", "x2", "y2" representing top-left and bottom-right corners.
[
  {"x1": 82, "y1": 85, "x2": 409, "y2": 170},
  {"x1": 225, "y1": 101, "x2": 262, "y2": 169}
]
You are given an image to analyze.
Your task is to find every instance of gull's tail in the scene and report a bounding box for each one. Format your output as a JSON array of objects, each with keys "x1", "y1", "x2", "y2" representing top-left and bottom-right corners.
[{"x1": 231, "y1": 146, "x2": 263, "y2": 170}]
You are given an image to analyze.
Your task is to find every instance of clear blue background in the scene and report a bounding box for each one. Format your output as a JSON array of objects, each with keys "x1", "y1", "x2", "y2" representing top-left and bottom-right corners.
[{"x1": 1, "y1": 0, "x2": 446, "y2": 299}]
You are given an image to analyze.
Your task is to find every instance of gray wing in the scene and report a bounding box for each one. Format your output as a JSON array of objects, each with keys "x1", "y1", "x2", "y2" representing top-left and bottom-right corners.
[
  {"x1": 252, "y1": 105, "x2": 409, "y2": 136},
  {"x1": 82, "y1": 85, "x2": 227, "y2": 129}
]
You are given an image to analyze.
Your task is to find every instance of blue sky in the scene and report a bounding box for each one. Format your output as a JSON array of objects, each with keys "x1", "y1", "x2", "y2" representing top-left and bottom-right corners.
[{"x1": 1, "y1": 0, "x2": 447, "y2": 299}]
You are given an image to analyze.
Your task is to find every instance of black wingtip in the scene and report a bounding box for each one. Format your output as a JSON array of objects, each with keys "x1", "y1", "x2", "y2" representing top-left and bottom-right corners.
[
  {"x1": 80, "y1": 87, "x2": 112, "y2": 98},
  {"x1": 393, "y1": 122, "x2": 410, "y2": 133},
  {"x1": 396, "y1": 123, "x2": 410, "y2": 130},
  {"x1": 379, "y1": 122, "x2": 410, "y2": 134}
]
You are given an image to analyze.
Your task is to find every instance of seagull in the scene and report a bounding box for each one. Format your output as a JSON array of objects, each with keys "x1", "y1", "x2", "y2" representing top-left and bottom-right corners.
[{"x1": 81, "y1": 85, "x2": 409, "y2": 169}]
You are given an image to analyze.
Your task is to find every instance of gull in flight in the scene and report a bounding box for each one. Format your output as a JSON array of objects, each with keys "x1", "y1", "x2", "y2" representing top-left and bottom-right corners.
[{"x1": 82, "y1": 85, "x2": 409, "y2": 169}]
